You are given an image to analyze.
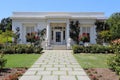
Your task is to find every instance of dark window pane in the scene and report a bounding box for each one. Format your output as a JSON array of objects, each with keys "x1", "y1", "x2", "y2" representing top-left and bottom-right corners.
[
  {"x1": 63, "y1": 31, "x2": 65, "y2": 40},
  {"x1": 52, "y1": 31, "x2": 53, "y2": 40}
]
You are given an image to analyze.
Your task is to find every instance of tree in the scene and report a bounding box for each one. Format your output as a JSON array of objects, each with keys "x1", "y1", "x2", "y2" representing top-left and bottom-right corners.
[
  {"x1": 95, "y1": 20, "x2": 110, "y2": 44},
  {"x1": 69, "y1": 21, "x2": 80, "y2": 44},
  {"x1": 2, "y1": 30, "x2": 14, "y2": 43},
  {"x1": 107, "y1": 12, "x2": 120, "y2": 40},
  {"x1": 99, "y1": 30, "x2": 111, "y2": 43},
  {"x1": 0, "y1": 17, "x2": 12, "y2": 32},
  {"x1": 13, "y1": 27, "x2": 20, "y2": 44}
]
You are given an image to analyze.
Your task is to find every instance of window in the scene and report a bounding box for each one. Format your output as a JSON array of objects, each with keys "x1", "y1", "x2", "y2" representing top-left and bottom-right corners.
[
  {"x1": 26, "y1": 27, "x2": 34, "y2": 42},
  {"x1": 51, "y1": 30, "x2": 53, "y2": 40},
  {"x1": 81, "y1": 27, "x2": 90, "y2": 42},
  {"x1": 26, "y1": 27, "x2": 34, "y2": 33},
  {"x1": 82, "y1": 27, "x2": 90, "y2": 33},
  {"x1": 63, "y1": 31, "x2": 65, "y2": 40}
]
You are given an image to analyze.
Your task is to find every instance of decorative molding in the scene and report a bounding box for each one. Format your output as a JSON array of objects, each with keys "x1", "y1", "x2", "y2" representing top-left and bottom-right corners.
[{"x1": 50, "y1": 23, "x2": 66, "y2": 27}]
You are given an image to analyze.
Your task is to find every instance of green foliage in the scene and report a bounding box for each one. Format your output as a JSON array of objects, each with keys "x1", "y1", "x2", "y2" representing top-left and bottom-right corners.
[
  {"x1": 0, "y1": 54, "x2": 7, "y2": 69},
  {"x1": 107, "y1": 44, "x2": 120, "y2": 75},
  {"x1": 26, "y1": 28, "x2": 46, "y2": 47},
  {"x1": 79, "y1": 33, "x2": 90, "y2": 43},
  {"x1": 72, "y1": 45, "x2": 113, "y2": 54},
  {"x1": 107, "y1": 12, "x2": 120, "y2": 40},
  {"x1": 1, "y1": 30, "x2": 13, "y2": 43},
  {"x1": 0, "y1": 30, "x2": 2, "y2": 34},
  {"x1": 70, "y1": 21, "x2": 80, "y2": 44},
  {"x1": 0, "y1": 33, "x2": 12, "y2": 43},
  {"x1": 72, "y1": 45, "x2": 84, "y2": 53},
  {"x1": 99, "y1": 30, "x2": 111, "y2": 42},
  {"x1": 13, "y1": 27, "x2": 20, "y2": 44},
  {"x1": 108, "y1": 54, "x2": 120, "y2": 75},
  {"x1": 0, "y1": 43, "x2": 4, "y2": 49},
  {"x1": 95, "y1": 21, "x2": 110, "y2": 44},
  {"x1": 0, "y1": 17, "x2": 12, "y2": 31},
  {"x1": 1, "y1": 44, "x2": 43, "y2": 54}
]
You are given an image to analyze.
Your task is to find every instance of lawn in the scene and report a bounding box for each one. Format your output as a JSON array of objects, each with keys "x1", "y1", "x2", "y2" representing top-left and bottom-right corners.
[
  {"x1": 4, "y1": 54, "x2": 41, "y2": 68},
  {"x1": 74, "y1": 54, "x2": 114, "y2": 68}
]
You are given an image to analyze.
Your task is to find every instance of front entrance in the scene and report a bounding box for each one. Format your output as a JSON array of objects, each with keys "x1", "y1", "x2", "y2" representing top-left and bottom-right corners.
[
  {"x1": 54, "y1": 31, "x2": 62, "y2": 44},
  {"x1": 56, "y1": 32, "x2": 61, "y2": 42},
  {"x1": 50, "y1": 24, "x2": 66, "y2": 45}
]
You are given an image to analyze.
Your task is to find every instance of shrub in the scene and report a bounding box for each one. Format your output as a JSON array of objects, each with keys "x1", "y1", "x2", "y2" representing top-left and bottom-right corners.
[
  {"x1": 0, "y1": 54, "x2": 7, "y2": 70},
  {"x1": 1, "y1": 44, "x2": 43, "y2": 54},
  {"x1": 0, "y1": 43, "x2": 4, "y2": 50},
  {"x1": 72, "y1": 44, "x2": 114, "y2": 54},
  {"x1": 108, "y1": 54, "x2": 120, "y2": 75},
  {"x1": 107, "y1": 44, "x2": 120, "y2": 75},
  {"x1": 34, "y1": 46, "x2": 43, "y2": 54},
  {"x1": 72, "y1": 45, "x2": 84, "y2": 53},
  {"x1": 2, "y1": 46, "x2": 15, "y2": 54}
]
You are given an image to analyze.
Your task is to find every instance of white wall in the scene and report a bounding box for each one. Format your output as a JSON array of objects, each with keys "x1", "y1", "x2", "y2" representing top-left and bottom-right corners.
[
  {"x1": 12, "y1": 18, "x2": 97, "y2": 49},
  {"x1": 12, "y1": 19, "x2": 47, "y2": 48},
  {"x1": 37, "y1": 22, "x2": 47, "y2": 49}
]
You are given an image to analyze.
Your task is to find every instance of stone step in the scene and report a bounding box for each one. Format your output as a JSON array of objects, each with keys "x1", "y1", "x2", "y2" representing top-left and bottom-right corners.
[{"x1": 52, "y1": 45, "x2": 67, "y2": 50}]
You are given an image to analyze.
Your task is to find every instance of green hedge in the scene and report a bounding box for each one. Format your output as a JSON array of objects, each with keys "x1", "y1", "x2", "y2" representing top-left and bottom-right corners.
[
  {"x1": 72, "y1": 45, "x2": 113, "y2": 54},
  {"x1": 0, "y1": 44, "x2": 43, "y2": 54},
  {"x1": 0, "y1": 43, "x2": 4, "y2": 49},
  {"x1": 107, "y1": 44, "x2": 120, "y2": 75},
  {"x1": 0, "y1": 54, "x2": 7, "y2": 69},
  {"x1": 108, "y1": 54, "x2": 120, "y2": 75}
]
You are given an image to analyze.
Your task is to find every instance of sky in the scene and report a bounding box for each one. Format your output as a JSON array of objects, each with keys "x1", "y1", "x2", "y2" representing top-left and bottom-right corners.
[{"x1": 0, "y1": 0, "x2": 120, "y2": 21}]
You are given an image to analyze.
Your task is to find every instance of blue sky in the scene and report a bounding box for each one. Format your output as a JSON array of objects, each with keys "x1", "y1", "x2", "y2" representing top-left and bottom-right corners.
[{"x1": 0, "y1": 0, "x2": 120, "y2": 20}]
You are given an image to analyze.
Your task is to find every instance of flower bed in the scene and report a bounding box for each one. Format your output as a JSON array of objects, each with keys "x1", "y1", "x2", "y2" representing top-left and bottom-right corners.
[
  {"x1": 0, "y1": 68, "x2": 27, "y2": 80},
  {"x1": 85, "y1": 68, "x2": 119, "y2": 80}
]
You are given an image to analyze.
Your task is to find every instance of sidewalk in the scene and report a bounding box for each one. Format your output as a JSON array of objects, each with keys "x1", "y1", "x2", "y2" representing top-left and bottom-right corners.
[{"x1": 19, "y1": 50, "x2": 90, "y2": 80}]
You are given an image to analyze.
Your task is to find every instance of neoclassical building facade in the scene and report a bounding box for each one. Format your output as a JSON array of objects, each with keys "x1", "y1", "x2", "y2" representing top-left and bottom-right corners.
[{"x1": 11, "y1": 12, "x2": 105, "y2": 49}]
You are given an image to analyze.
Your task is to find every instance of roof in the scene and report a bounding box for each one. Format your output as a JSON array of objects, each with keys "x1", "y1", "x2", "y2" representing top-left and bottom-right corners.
[{"x1": 11, "y1": 12, "x2": 106, "y2": 19}]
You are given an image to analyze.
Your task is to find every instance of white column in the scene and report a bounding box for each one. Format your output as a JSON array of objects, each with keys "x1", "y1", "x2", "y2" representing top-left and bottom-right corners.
[
  {"x1": 93, "y1": 25, "x2": 97, "y2": 44},
  {"x1": 46, "y1": 22, "x2": 50, "y2": 46},
  {"x1": 66, "y1": 20, "x2": 71, "y2": 49},
  {"x1": 90, "y1": 25, "x2": 96, "y2": 44},
  {"x1": 23, "y1": 26, "x2": 26, "y2": 44}
]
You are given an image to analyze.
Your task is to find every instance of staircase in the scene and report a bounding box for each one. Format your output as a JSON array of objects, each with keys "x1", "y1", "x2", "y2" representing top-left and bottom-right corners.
[{"x1": 52, "y1": 45, "x2": 67, "y2": 50}]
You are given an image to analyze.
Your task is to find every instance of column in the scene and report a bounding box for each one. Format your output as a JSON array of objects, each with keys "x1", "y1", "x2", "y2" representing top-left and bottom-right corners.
[
  {"x1": 90, "y1": 25, "x2": 96, "y2": 44},
  {"x1": 46, "y1": 22, "x2": 50, "y2": 46},
  {"x1": 18, "y1": 23, "x2": 23, "y2": 44},
  {"x1": 23, "y1": 26, "x2": 27, "y2": 44},
  {"x1": 66, "y1": 20, "x2": 71, "y2": 49},
  {"x1": 93, "y1": 25, "x2": 97, "y2": 44}
]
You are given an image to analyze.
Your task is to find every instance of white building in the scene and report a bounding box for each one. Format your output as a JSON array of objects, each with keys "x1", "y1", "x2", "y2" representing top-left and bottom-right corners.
[{"x1": 11, "y1": 12, "x2": 105, "y2": 49}]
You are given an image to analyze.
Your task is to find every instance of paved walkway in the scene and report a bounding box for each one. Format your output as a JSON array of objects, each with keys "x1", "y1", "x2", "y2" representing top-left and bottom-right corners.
[{"x1": 19, "y1": 50, "x2": 90, "y2": 80}]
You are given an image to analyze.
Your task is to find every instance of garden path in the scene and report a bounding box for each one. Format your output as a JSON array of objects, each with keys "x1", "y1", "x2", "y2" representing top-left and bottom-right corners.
[{"x1": 19, "y1": 50, "x2": 90, "y2": 80}]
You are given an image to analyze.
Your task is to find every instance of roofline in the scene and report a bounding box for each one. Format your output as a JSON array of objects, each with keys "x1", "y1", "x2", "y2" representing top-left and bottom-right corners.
[
  {"x1": 11, "y1": 17, "x2": 105, "y2": 20},
  {"x1": 12, "y1": 12, "x2": 104, "y2": 14},
  {"x1": 11, "y1": 12, "x2": 105, "y2": 20}
]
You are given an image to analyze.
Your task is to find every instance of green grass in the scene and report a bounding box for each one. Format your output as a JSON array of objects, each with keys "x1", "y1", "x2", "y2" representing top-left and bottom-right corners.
[
  {"x1": 74, "y1": 54, "x2": 114, "y2": 68},
  {"x1": 4, "y1": 54, "x2": 41, "y2": 68}
]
